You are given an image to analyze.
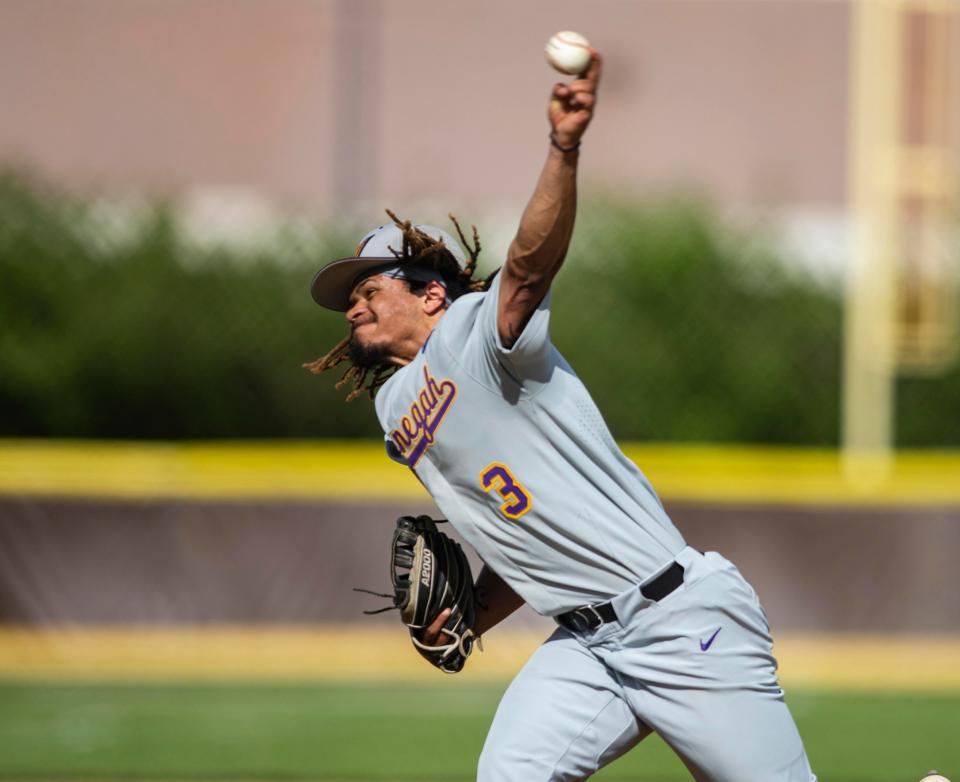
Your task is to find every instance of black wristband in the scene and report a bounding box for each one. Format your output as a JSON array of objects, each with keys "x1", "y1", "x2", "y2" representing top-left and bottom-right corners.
[{"x1": 550, "y1": 132, "x2": 581, "y2": 153}]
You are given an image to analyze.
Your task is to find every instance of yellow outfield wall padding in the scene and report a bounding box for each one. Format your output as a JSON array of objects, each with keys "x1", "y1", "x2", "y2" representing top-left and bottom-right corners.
[
  {"x1": 0, "y1": 441, "x2": 426, "y2": 501},
  {"x1": 0, "y1": 440, "x2": 959, "y2": 505},
  {"x1": 0, "y1": 626, "x2": 958, "y2": 691}
]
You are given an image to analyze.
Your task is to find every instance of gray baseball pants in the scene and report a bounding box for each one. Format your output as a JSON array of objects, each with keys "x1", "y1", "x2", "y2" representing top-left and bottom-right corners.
[{"x1": 477, "y1": 547, "x2": 816, "y2": 781}]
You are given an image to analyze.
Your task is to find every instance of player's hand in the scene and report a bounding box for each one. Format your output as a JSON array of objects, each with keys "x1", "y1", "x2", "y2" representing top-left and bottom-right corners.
[
  {"x1": 418, "y1": 607, "x2": 453, "y2": 647},
  {"x1": 549, "y1": 50, "x2": 602, "y2": 149}
]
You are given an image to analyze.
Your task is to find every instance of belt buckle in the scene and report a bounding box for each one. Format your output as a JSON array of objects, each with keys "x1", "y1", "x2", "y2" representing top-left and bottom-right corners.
[{"x1": 565, "y1": 603, "x2": 603, "y2": 632}]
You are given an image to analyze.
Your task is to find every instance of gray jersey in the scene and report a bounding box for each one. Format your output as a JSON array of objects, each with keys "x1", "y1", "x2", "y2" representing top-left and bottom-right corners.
[{"x1": 375, "y1": 272, "x2": 686, "y2": 615}]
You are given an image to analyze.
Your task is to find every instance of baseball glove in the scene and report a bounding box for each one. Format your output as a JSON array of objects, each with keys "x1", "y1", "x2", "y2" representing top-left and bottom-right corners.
[{"x1": 357, "y1": 515, "x2": 478, "y2": 674}]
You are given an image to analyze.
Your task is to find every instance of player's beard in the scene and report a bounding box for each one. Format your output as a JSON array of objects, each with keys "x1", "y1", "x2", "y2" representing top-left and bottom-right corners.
[{"x1": 348, "y1": 334, "x2": 390, "y2": 369}]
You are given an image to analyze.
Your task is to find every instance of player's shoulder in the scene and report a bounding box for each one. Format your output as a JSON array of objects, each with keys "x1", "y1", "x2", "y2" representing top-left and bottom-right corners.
[
  {"x1": 445, "y1": 288, "x2": 487, "y2": 324},
  {"x1": 431, "y1": 288, "x2": 487, "y2": 347}
]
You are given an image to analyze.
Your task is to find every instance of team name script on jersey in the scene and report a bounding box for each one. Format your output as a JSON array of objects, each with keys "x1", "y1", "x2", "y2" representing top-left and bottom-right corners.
[{"x1": 390, "y1": 365, "x2": 457, "y2": 467}]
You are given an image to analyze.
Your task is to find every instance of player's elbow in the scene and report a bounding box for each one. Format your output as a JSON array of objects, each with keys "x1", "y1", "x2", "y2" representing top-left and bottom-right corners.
[
  {"x1": 505, "y1": 245, "x2": 565, "y2": 285},
  {"x1": 503, "y1": 258, "x2": 557, "y2": 296}
]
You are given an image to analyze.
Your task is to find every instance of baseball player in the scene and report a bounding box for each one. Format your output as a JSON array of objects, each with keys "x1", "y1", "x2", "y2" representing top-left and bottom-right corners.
[{"x1": 308, "y1": 50, "x2": 816, "y2": 781}]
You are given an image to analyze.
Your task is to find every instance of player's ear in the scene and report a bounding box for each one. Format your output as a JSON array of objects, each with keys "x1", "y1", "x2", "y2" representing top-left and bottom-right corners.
[{"x1": 422, "y1": 280, "x2": 448, "y2": 315}]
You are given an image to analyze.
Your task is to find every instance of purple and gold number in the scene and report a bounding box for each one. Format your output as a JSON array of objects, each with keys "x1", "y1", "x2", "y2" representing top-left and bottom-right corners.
[{"x1": 480, "y1": 462, "x2": 532, "y2": 520}]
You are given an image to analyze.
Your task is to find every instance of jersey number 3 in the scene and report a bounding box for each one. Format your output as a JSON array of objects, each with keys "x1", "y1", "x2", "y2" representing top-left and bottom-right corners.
[{"x1": 480, "y1": 463, "x2": 532, "y2": 520}]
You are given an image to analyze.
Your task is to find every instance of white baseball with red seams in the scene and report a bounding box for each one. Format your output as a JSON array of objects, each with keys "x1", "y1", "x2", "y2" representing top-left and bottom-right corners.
[{"x1": 545, "y1": 31, "x2": 592, "y2": 75}]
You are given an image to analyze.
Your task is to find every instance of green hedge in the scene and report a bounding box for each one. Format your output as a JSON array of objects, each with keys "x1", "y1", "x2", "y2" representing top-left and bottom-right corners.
[
  {"x1": 2, "y1": 171, "x2": 958, "y2": 444},
  {"x1": 554, "y1": 199, "x2": 844, "y2": 444}
]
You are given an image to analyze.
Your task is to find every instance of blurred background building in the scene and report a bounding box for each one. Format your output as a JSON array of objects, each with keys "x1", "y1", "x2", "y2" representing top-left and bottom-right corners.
[{"x1": 3, "y1": 0, "x2": 853, "y2": 255}]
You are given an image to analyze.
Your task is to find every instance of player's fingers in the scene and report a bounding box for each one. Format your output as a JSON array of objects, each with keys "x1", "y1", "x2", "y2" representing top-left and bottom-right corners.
[
  {"x1": 567, "y1": 78, "x2": 596, "y2": 95},
  {"x1": 421, "y1": 608, "x2": 452, "y2": 646},
  {"x1": 583, "y1": 50, "x2": 603, "y2": 87},
  {"x1": 552, "y1": 83, "x2": 570, "y2": 99},
  {"x1": 568, "y1": 92, "x2": 596, "y2": 110}
]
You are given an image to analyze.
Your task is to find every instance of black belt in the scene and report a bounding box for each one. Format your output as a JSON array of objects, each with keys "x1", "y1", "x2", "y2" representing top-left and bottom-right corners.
[{"x1": 555, "y1": 561, "x2": 685, "y2": 633}]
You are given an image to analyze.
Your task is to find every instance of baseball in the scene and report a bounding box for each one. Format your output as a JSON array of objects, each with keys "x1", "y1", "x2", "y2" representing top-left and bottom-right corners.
[
  {"x1": 545, "y1": 31, "x2": 592, "y2": 75},
  {"x1": 920, "y1": 774, "x2": 951, "y2": 782}
]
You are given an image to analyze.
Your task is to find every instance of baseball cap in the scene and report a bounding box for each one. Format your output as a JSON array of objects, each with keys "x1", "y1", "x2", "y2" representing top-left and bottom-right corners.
[{"x1": 311, "y1": 223, "x2": 467, "y2": 311}]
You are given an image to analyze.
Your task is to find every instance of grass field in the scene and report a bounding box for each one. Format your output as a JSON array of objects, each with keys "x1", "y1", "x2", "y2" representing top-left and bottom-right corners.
[{"x1": 0, "y1": 681, "x2": 957, "y2": 781}]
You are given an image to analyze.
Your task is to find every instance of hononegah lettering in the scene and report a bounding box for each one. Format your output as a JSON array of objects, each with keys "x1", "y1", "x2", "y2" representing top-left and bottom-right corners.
[{"x1": 390, "y1": 365, "x2": 457, "y2": 467}]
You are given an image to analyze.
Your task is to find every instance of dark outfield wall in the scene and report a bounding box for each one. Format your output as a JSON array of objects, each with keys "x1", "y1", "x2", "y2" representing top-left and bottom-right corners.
[{"x1": 0, "y1": 498, "x2": 958, "y2": 633}]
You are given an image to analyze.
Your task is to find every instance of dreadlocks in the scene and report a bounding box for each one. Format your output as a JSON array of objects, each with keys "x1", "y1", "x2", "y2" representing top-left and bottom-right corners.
[{"x1": 303, "y1": 210, "x2": 493, "y2": 402}]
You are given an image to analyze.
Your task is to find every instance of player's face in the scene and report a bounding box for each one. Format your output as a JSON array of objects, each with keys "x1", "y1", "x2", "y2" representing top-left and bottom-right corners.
[{"x1": 345, "y1": 275, "x2": 429, "y2": 365}]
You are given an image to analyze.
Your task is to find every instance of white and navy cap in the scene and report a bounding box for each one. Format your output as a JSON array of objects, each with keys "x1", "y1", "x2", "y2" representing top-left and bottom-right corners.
[{"x1": 310, "y1": 223, "x2": 467, "y2": 311}]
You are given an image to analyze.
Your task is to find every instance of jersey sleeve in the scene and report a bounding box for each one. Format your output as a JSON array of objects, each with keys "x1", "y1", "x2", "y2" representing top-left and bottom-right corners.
[
  {"x1": 443, "y1": 274, "x2": 553, "y2": 387},
  {"x1": 467, "y1": 269, "x2": 554, "y2": 380}
]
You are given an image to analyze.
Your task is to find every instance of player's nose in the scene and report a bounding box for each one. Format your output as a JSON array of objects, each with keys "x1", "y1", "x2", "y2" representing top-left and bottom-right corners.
[{"x1": 346, "y1": 300, "x2": 365, "y2": 323}]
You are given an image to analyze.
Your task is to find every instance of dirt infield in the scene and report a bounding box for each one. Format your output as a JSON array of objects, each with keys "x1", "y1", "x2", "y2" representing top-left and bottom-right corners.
[{"x1": 1, "y1": 496, "x2": 958, "y2": 632}]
